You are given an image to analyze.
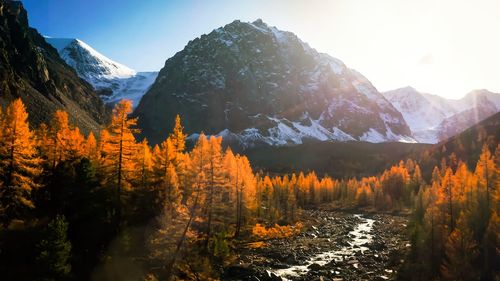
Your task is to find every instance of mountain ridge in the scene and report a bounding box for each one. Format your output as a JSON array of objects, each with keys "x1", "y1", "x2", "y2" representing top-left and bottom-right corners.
[
  {"x1": 135, "y1": 19, "x2": 414, "y2": 146},
  {"x1": 383, "y1": 86, "x2": 500, "y2": 143}
]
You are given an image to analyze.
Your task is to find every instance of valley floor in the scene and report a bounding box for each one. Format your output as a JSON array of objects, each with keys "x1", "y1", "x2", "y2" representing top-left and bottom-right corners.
[{"x1": 224, "y1": 210, "x2": 409, "y2": 281}]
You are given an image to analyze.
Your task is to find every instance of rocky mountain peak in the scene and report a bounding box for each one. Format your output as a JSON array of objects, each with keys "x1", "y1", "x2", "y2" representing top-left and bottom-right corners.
[{"x1": 135, "y1": 20, "x2": 413, "y2": 146}]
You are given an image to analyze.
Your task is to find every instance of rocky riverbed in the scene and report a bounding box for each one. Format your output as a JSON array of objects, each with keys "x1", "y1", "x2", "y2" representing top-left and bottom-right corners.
[{"x1": 223, "y1": 210, "x2": 409, "y2": 281}]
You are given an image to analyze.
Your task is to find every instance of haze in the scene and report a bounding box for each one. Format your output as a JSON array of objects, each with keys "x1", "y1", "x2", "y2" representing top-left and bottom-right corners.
[{"x1": 23, "y1": 0, "x2": 500, "y2": 99}]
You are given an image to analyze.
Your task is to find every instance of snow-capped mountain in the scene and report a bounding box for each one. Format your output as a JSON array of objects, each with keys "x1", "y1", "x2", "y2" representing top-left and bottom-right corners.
[
  {"x1": 135, "y1": 19, "x2": 414, "y2": 146},
  {"x1": 383, "y1": 87, "x2": 500, "y2": 143},
  {"x1": 45, "y1": 37, "x2": 158, "y2": 107}
]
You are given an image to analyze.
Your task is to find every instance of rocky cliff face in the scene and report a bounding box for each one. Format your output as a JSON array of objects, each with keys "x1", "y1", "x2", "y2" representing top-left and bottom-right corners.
[
  {"x1": 0, "y1": 0, "x2": 107, "y2": 133},
  {"x1": 135, "y1": 19, "x2": 413, "y2": 146}
]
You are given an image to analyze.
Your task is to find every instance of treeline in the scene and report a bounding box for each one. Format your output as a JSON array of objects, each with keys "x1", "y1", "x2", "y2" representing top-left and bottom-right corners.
[
  {"x1": 0, "y1": 98, "x2": 497, "y2": 280},
  {"x1": 401, "y1": 145, "x2": 499, "y2": 280}
]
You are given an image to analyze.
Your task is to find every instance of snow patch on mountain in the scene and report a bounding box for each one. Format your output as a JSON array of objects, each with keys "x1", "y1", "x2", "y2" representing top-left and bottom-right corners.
[
  {"x1": 100, "y1": 72, "x2": 159, "y2": 107},
  {"x1": 45, "y1": 37, "x2": 157, "y2": 107},
  {"x1": 187, "y1": 115, "x2": 412, "y2": 148}
]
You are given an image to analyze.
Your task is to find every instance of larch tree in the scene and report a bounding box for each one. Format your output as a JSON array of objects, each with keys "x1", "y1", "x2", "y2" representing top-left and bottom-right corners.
[
  {"x1": 223, "y1": 149, "x2": 239, "y2": 233},
  {"x1": 475, "y1": 145, "x2": 495, "y2": 213},
  {"x1": 153, "y1": 138, "x2": 175, "y2": 207},
  {"x1": 168, "y1": 115, "x2": 189, "y2": 206},
  {"x1": 0, "y1": 99, "x2": 42, "y2": 226},
  {"x1": 441, "y1": 214, "x2": 480, "y2": 281},
  {"x1": 43, "y1": 110, "x2": 74, "y2": 169},
  {"x1": 165, "y1": 133, "x2": 209, "y2": 276},
  {"x1": 438, "y1": 168, "x2": 456, "y2": 233},
  {"x1": 135, "y1": 139, "x2": 153, "y2": 189},
  {"x1": 84, "y1": 132, "x2": 99, "y2": 163},
  {"x1": 169, "y1": 114, "x2": 186, "y2": 158},
  {"x1": 100, "y1": 99, "x2": 139, "y2": 226},
  {"x1": 204, "y1": 136, "x2": 226, "y2": 250}
]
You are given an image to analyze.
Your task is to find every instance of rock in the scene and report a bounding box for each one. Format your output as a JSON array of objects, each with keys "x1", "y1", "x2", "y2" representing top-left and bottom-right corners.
[
  {"x1": 285, "y1": 253, "x2": 298, "y2": 264},
  {"x1": 325, "y1": 260, "x2": 337, "y2": 267},
  {"x1": 370, "y1": 241, "x2": 387, "y2": 251},
  {"x1": 308, "y1": 263, "x2": 323, "y2": 271},
  {"x1": 222, "y1": 265, "x2": 260, "y2": 280}
]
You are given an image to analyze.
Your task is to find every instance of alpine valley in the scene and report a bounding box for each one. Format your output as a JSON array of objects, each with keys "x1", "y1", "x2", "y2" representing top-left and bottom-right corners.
[{"x1": 1, "y1": 2, "x2": 499, "y2": 281}]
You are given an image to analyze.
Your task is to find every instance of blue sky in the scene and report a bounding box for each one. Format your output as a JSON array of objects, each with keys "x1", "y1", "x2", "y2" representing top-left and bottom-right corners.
[
  {"x1": 23, "y1": 0, "x2": 295, "y2": 72},
  {"x1": 22, "y1": 0, "x2": 500, "y2": 99}
]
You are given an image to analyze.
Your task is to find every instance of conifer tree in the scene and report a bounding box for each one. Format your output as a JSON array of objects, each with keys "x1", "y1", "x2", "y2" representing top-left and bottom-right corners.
[
  {"x1": 169, "y1": 114, "x2": 186, "y2": 158},
  {"x1": 100, "y1": 99, "x2": 139, "y2": 226},
  {"x1": 135, "y1": 139, "x2": 153, "y2": 189},
  {"x1": 159, "y1": 162, "x2": 181, "y2": 218},
  {"x1": 441, "y1": 214, "x2": 479, "y2": 280},
  {"x1": 84, "y1": 132, "x2": 99, "y2": 163},
  {"x1": 0, "y1": 99, "x2": 42, "y2": 225},
  {"x1": 36, "y1": 215, "x2": 72, "y2": 281},
  {"x1": 438, "y1": 168, "x2": 456, "y2": 232},
  {"x1": 475, "y1": 145, "x2": 494, "y2": 213},
  {"x1": 204, "y1": 136, "x2": 226, "y2": 250}
]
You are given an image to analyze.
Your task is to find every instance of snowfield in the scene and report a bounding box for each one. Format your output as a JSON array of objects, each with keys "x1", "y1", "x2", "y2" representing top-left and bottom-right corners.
[{"x1": 45, "y1": 37, "x2": 158, "y2": 108}]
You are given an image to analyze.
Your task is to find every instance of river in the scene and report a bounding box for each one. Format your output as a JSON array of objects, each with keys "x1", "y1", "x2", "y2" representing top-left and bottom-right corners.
[
  {"x1": 270, "y1": 215, "x2": 376, "y2": 280},
  {"x1": 224, "y1": 211, "x2": 409, "y2": 281}
]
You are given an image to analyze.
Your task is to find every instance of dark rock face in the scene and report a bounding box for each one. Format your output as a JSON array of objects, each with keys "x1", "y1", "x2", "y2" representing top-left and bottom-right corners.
[
  {"x1": 0, "y1": 0, "x2": 107, "y2": 133},
  {"x1": 135, "y1": 19, "x2": 412, "y2": 146}
]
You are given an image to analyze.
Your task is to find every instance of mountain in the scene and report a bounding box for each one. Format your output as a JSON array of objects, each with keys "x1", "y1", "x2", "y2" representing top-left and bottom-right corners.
[
  {"x1": 383, "y1": 87, "x2": 500, "y2": 143},
  {"x1": 45, "y1": 37, "x2": 158, "y2": 107},
  {"x1": 436, "y1": 106, "x2": 497, "y2": 141},
  {"x1": 0, "y1": 0, "x2": 106, "y2": 133},
  {"x1": 419, "y1": 111, "x2": 500, "y2": 175},
  {"x1": 135, "y1": 19, "x2": 414, "y2": 146},
  {"x1": 383, "y1": 87, "x2": 446, "y2": 143}
]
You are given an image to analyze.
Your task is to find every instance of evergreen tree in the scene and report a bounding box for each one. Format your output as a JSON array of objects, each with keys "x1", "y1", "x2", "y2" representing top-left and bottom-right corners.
[{"x1": 36, "y1": 215, "x2": 72, "y2": 281}]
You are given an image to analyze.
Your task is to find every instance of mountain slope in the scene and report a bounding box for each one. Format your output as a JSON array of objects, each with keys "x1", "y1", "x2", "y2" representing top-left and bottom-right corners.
[
  {"x1": 135, "y1": 19, "x2": 413, "y2": 145},
  {"x1": 45, "y1": 37, "x2": 158, "y2": 107},
  {"x1": 436, "y1": 105, "x2": 497, "y2": 141},
  {"x1": 0, "y1": 0, "x2": 106, "y2": 133},
  {"x1": 383, "y1": 87, "x2": 499, "y2": 143},
  {"x1": 383, "y1": 87, "x2": 446, "y2": 143},
  {"x1": 420, "y1": 111, "x2": 500, "y2": 174}
]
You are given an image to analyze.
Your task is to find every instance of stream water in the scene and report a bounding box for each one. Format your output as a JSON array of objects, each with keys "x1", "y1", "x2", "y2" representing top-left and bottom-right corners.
[{"x1": 269, "y1": 214, "x2": 375, "y2": 280}]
